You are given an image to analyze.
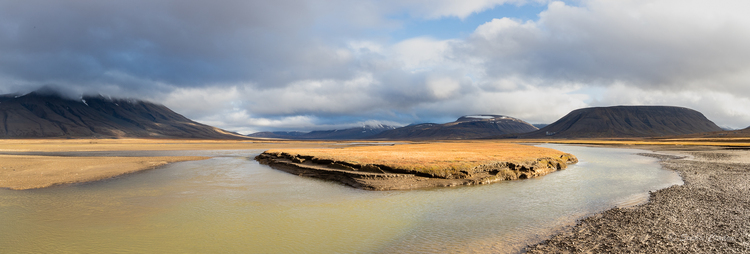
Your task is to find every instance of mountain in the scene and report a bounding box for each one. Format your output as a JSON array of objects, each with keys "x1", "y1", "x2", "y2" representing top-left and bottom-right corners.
[
  {"x1": 248, "y1": 124, "x2": 398, "y2": 140},
  {"x1": 0, "y1": 91, "x2": 245, "y2": 139},
  {"x1": 370, "y1": 115, "x2": 538, "y2": 140},
  {"x1": 518, "y1": 106, "x2": 723, "y2": 139}
]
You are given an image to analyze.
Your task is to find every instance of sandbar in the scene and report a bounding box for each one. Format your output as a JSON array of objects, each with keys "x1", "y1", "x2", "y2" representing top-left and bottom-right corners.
[{"x1": 0, "y1": 155, "x2": 207, "y2": 190}]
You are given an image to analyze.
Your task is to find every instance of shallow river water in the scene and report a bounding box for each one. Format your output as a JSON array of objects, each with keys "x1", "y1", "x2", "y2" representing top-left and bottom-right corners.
[{"x1": 0, "y1": 144, "x2": 682, "y2": 253}]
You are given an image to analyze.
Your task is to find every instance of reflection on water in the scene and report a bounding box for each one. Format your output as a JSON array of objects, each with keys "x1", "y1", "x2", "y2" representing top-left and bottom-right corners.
[{"x1": 0, "y1": 145, "x2": 682, "y2": 253}]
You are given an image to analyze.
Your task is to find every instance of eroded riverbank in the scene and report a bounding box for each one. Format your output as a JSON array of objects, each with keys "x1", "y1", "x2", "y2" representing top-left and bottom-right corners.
[
  {"x1": 527, "y1": 146, "x2": 750, "y2": 253},
  {"x1": 255, "y1": 143, "x2": 577, "y2": 190}
]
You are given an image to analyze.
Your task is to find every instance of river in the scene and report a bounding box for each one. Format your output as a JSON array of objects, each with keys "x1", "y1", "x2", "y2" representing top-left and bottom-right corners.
[{"x1": 0, "y1": 144, "x2": 682, "y2": 253}]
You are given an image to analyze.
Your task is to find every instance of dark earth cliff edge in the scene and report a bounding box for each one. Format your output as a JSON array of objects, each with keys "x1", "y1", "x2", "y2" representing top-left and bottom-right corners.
[{"x1": 255, "y1": 151, "x2": 578, "y2": 190}]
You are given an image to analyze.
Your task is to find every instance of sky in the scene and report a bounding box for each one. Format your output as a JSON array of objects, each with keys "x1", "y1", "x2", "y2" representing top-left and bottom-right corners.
[{"x1": 2, "y1": 0, "x2": 750, "y2": 133}]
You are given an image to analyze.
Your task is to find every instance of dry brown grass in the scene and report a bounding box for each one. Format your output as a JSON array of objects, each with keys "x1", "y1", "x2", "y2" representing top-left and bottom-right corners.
[
  {"x1": 517, "y1": 139, "x2": 750, "y2": 147},
  {"x1": 3, "y1": 136, "x2": 745, "y2": 190},
  {"x1": 0, "y1": 138, "x2": 359, "y2": 152},
  {"x1": 266, "y1": 142, "x2": 571, "y2": 174},
  {"x1": 0, "y1": 155, "x2": 208, "y2": 190}
]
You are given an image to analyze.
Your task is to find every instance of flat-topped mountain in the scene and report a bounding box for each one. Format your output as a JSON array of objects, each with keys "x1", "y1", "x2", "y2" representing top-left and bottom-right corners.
[
  {"x1": 371, "y1": 115, "x2": 538, "y2": 140},
  {"x1": 248, "y1": 124, "x2": 397, "y2": 140},
  {"x1": 0, "y1": 91, "x2": 245, "y2": 139},
  {"x1": 519, "y1": 106, "x2": 722, "y2": 138}
]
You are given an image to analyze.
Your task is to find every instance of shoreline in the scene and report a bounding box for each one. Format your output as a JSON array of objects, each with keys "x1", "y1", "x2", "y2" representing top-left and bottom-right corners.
[
  {"x1": 0, "y1": 154, "x2": 208, "y2": 190},
  {"x1": 525, "y1": 145, "x2": 750, "y2": 252}
]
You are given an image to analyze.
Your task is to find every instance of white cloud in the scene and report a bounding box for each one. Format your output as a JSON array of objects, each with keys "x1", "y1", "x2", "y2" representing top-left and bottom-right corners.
[
  {"x1": 391, "y1": 37, "x2": 456, "y2": 72},
  {"x1": 5, "y1": 0, "x2": 750, "y2": 132},
  {"x1": 426, "y1": 76, "x2": 462, "y2": 99}
]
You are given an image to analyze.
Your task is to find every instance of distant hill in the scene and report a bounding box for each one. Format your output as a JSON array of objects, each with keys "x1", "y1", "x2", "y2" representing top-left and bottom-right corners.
[
  {"x1": 670, "y1": 125, "x2": 750, "y2": 139},
  {"x1": 0, "y1": 90, "x2": 245, "y2": 139},
  {"x1": 370, "y1": 115, "x2": 538, "y2": 140},
  {"x1": 248, "y1": 124, "x2": 397, "y2": 140},
  {"x1": 518, "y1": 106, "x2": 722, "y2": 139}
]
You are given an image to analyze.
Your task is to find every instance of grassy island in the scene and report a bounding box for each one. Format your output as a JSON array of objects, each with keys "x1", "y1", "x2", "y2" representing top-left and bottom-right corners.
[{"x1": 257, "y1": 142, "x2": 578, "y2": 190}]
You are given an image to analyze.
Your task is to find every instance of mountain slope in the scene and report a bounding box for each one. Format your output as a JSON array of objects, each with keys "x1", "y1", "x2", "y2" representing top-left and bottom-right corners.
[
  {"x1": 0, "y1": 91, "x2": 245, "y2": 139},
  {"x1": 519, "y1": 106, "x2": 722, "y2": 138},
  {"x1": 248, "y1": 125, "x2": 397, "y2": 140},
  {"x1": 371, "y1": 115, "x2": 538, "y2": 140}
]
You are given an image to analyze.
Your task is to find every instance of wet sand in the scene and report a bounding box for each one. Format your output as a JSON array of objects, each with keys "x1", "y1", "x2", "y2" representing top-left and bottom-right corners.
[
  {"x1": 0, "y1": 138, "x2": 354, "y2": 152},
  {"x1": 527, "y1": 145, "x2": 750, "y2": 253},
  {"x1": 0, "y1": 155, "x2": 208, "y2": 190},
  {"x1": 0, "y1": 139, "x2": 375, "y2": 190}
]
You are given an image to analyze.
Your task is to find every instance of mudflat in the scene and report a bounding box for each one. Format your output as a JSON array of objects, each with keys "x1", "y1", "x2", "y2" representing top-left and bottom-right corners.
[
  {"x1": 0, "y1": 139, "x2": 346, "y2": 190},
  {"x1": 0, "y1": 138, "x2": 350, "y2": 152},
  {"x1": 527, "y1": 145, "x2": 750, "y2": 252},
  {"x1": 0, "y1": 155, "x2": 207, "y2": 190}
]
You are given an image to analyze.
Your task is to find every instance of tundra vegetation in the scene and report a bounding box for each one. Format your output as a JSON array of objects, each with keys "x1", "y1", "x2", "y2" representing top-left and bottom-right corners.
[{"x1": 261, "y1": 142, "x2": 578, "y2": 183}]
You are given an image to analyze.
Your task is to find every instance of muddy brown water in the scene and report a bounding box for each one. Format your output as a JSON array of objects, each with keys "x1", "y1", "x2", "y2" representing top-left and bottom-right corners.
[{"x1": 0, "y1": 144, "x2": 681, "y2": 253}]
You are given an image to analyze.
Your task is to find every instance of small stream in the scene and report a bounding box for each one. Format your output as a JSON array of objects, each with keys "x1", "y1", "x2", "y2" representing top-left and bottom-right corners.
[{"x1": 0, "y1": 144, "x2": 682, "y2": 253}]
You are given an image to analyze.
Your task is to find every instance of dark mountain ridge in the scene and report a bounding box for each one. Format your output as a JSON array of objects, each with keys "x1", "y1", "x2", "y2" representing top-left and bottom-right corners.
[
  {"x1": 0, "y1": 91, "x2": 245, "y2": 139},
  {"x1": 248, "y1": 124, "x2": 397, "y2": 140},
  {"x1": 371, "y1": 115, "x2": 538, "y2": 140},
  {"x1": 518, "y1": 106, "x2": 723, "y2": 138}
]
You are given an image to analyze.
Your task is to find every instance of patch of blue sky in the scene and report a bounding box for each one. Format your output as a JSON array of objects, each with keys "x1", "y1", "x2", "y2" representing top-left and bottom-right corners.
[
  {"x1": 571, "y1": 85, "x2": 607, "y2": 105},
  {"x1": 389, "y1": 3, "x2": 549, "y2": 41}
]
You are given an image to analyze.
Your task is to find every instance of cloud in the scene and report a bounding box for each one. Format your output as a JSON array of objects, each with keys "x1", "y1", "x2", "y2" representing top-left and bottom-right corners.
[
  {"x1": 3, "y1": 0, "x2": 750, "y2": 132},
  {"x1": 468, "y1": 1, "x2": 750, "y2": 92}
]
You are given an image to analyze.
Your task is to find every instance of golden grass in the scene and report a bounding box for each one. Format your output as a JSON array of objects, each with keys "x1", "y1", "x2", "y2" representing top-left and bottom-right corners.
[
  {"x1": 0, "y1": 155, "x2": 208, "y2": 190},
  {"x1": 0, "y1": 138, "x2": 363, "y2": 152},
  {"x1": 266, "y1": 142, "x2": 571, "y2": 174},
  {"x1": 2, "y1": 136, "x2": 747, "y2": 190},
  {"x1": 516, "y1": 139, "x2": 750, "y2": 147}
]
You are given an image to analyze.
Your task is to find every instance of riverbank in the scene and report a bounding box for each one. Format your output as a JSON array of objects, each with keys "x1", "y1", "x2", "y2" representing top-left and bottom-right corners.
[
  {"x1": 526, "y1": 145, "x2": 750, "y2": 252},
  {"x1": 256, "y1": 143, "x2": 578, "y2": 190}
]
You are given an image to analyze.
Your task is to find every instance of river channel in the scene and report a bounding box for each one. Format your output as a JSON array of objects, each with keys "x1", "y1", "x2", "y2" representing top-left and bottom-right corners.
[{"x1": 0, "y1": 144, "x2": 682, "y2": 253}]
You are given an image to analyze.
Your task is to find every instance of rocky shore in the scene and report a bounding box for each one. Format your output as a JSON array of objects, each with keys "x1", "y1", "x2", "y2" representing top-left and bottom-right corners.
[
  {"x1": 255, "y1": 151, "x2": 578, "y2": 190},
  {"x1": 526, "y1": 146, "x2": 750, "y2": 253}
]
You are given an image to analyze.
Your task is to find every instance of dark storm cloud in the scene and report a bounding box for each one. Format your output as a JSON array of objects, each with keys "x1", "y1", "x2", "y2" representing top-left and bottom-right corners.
[{"x1": 0, "y1": 0, "x2": 363, "y2": 91}]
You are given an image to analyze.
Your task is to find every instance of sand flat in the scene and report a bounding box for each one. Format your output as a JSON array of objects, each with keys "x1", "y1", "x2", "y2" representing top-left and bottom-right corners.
[
  {"x1": 0, "y1": 139, "x2": 377, "y2": 152},
  {"x1": 0, "y1": 139, "x2": 392, "y2": 190},
  {"x1": 0, "y1": 155, "x2": 208, "y2": 190}
]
